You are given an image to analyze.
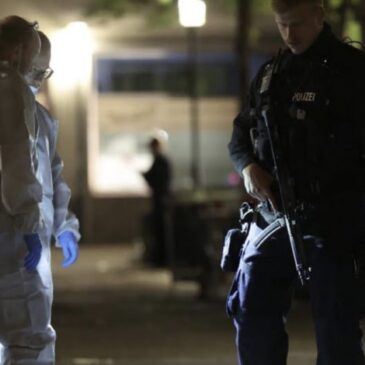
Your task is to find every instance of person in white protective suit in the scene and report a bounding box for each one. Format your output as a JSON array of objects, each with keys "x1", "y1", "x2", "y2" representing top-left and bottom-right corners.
[
  {"x1": 0, "y1": 16, "x2": 80, "y2": 364},
  {"x1": 25, "y1": 30, "x2": 81, "y2": 364}
]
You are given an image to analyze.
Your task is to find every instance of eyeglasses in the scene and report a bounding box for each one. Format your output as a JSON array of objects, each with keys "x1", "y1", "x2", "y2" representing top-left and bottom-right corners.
[{"x1": 30, "y1": 66, "x2": 54, "y2": 80}]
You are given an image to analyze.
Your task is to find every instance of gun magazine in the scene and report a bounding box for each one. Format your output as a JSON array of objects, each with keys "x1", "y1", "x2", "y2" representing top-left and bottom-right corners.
[{"x1": 253, "y1": 217, "x2": 286, "y2": 249}]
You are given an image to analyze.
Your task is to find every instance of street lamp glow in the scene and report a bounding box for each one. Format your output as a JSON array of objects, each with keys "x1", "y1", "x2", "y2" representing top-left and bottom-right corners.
[
  {"x1": 51, "y1": 21, "x2": 94, "y2": 89},
  {"x1": 178, "y1": 0, "x2": 206, "y2": 28}
]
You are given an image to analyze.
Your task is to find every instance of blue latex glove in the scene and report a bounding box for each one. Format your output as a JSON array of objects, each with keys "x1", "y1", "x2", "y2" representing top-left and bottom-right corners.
[
  {"x1": 24, "y1": 233, "x2": 42, "y2": 272},
  {"x1": 58, "y1": 231, "x2": 79, "y2": 268}
]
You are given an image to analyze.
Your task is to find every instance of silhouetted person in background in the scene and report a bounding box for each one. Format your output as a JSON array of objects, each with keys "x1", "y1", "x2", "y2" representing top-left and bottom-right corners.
[{"x1": 142, "y1": 138, "x2": 172, "y2": 266}]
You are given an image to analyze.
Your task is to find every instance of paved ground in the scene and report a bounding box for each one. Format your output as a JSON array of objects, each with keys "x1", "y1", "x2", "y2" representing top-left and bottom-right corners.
[{"x1": 52, "y1": 243, "x2": 318, "y2": 365}]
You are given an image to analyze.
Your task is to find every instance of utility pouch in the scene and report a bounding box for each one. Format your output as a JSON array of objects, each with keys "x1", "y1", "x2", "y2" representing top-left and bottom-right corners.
[{"x1": 220, "y1": 202, "x2": 255, "y2": 272}]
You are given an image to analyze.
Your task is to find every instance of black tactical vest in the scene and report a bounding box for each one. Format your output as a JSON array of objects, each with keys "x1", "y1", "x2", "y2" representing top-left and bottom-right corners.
[{"x1": 253, "y1": 43, "x2": 363, "y2": 201}]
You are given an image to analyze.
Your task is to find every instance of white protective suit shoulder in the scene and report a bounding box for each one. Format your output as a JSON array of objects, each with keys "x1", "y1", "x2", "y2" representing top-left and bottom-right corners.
[
  {"x1": 0, "y1": 61, "x2": 42, "y2": 233},
  {"x1": 36, "y1": 102, "x2": 80, "y2": 243}
]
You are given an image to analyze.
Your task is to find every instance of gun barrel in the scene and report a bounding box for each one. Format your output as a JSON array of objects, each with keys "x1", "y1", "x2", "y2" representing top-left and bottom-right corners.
[{"x1": 284, "y1": 215, "x2": 311, "y2": 285}]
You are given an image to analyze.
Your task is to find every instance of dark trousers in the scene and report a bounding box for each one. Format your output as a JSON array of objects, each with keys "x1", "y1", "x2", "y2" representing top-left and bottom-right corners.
[
  {"x1": 149, "y1": 195, "x2": 172, "y2": 266},
  {"x1": 227, "y1": 228, "x2": 365, "y2": 365}
]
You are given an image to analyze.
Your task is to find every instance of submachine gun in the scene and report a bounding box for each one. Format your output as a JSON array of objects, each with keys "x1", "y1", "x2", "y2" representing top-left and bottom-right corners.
[{"x1": 257, "y1": 50, "x2": 311, "y2": 285}]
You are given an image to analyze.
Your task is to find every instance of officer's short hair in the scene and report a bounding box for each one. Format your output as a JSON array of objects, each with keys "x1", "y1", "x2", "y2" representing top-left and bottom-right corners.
[
  {"x1": 271, "y1": 0, "x2": 324, "y2": 13},
  {"x1": 0, "y1": 15, "x2": 38, "y2": 54},
  {"x1": 38, "y1": 31, "x2": 51, "y2": 54}
]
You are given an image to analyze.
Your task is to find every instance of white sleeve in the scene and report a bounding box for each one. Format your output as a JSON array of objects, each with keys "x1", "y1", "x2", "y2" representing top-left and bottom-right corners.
[
  {"x1": 40, "y1": 107, "x2": 81, "y2": 242},
  {"x1": 52, "y1": 151, "x2": 81, "y2": 243}
]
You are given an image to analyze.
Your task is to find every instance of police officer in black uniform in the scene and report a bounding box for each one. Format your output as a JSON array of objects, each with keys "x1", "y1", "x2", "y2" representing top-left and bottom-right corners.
[
  {"x1": 227, "y1": 0, "x2": 365, "y2": 364},
  {"x1": 143, "y1": 137, "x2": 172, "y2": 266}
]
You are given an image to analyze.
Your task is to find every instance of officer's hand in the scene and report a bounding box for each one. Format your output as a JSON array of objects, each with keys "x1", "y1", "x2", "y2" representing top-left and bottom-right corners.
[
  {"x1": 242, "y1": 163, "x2": 277, "y2": 211},
  {"x1": 57, "y1": 231, "x2": 79, "y2": 268},
  {"x1": 23, "y1": 233, "x2": 42, "y2": 272}
]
